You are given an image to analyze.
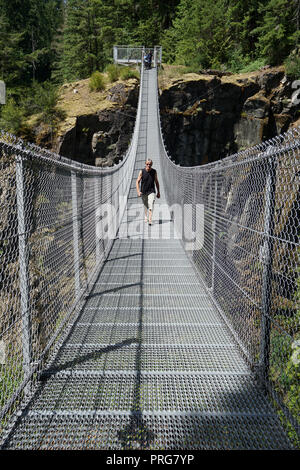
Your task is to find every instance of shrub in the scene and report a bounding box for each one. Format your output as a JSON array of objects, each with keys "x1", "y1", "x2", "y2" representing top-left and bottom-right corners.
[
  {"x1": 239, "y1": 58, "x2": 267, "y2": 73},
  {"x1": 228, "y1": 46, "x2": 267, "y2": 74},
  {"x1": 182, "y1": 66, "x2": 201, "y2": 75},
  {"x1": 105, "y1": 64, "x2": 120, "y2": 82},
  {"x1": 0, "y1": 98, "x2": 26, "y2": 134},
  {"x1": 89, "y1": 71, "x2": 106, "y2": 91},
  {"x1": 228, "y1": 46, "x2": 250, "y2": 73},
  {"x1": 18, "y1": 82, "x2": 66, "y2": 139},
  {"x1": 30, "y1": 82, "x2": 64, "y2": 123},
  {"x1": 285, "y1": 54, "x2": 300, "y2": 79},
  {"x1": 119, "y1": 67, "x2": 139, "y2": 81}
]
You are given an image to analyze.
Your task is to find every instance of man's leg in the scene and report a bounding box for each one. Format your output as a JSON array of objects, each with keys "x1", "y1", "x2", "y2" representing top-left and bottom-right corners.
[
  {"x1": 142, "y1": 195, "x2": 149, "y2": 222},
  {"x1": 148, "y1": 193, "x2": 155, "y2": 225}
]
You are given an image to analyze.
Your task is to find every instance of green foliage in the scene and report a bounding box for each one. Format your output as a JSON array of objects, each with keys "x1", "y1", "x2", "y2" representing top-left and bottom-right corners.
[
  {"x1": 89, "y1": 71, "x2": 106, "y2": 91},
  {"x1": 119, "y1": 67, "x2": 139, "y2": 81},
  {"x1": 252, "y1": 0, "x2": 296, "y2": 65},
  {"x1": 166, "y1": 0, "x2": 200, "y2": 67},
  {"x1": 33, "y1": 82, "x2": 66, "y2": 129},
  {"x1": 0, "y1": 0, "x2": 299, "y2": 139},
  {"x1": 285, "y1": 53, "x2": 300, "y2": 79},
  {"x1": 0, "y1": 352, "x2": 23, "y2": 409},
  {"x1": 0, "y1": 98, "x2": 26, "y2": 134},
  {"x1": 0, "y1": 81, "x2": 65, "y2": 137},
  {"x1": 104, "y1": 63, "x2": 139, "y2": 84},
  {"x1": 269, "y1": 309, "x2": 300, "y2": 444},
  {"x1": 1, "y1": 0, "x2": 299, "y2": 94},
  {"x1": 227, "y1": 47, "x2": 251, "y2": 73},
  {"x1": 0, "y1": 13, "x2": 26, "y2": 86},
  {"x1": 134, "y1": 14, "x2": 162, "y2": 46},
  {"x1": 61, "y1": 0, "x2": 104, "y2": 81},
  {"x1": 162, "y1": 0, "x2": 299, "y2": 71},
  {"x1": 239, "y1": 58, "x2": 267, "y2": 73},
  {"x1": 105, "y1": 64, "x2": 121, "y2": 83},
  {"x1": 225, "y1": 0, "x2": 262, "y2": 57},
  {"x1": 161, "y1": 28, "x2": 178, "y2": 64},
  {"x1": 0, "y1": 0, "x2": 64, "y2": 86},
  {"x1": 227, "y1": 44, "x2": 267, "y2": 74}
]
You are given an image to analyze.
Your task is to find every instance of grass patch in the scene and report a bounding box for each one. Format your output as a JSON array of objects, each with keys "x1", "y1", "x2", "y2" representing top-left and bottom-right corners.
[
  {"x1": 119, "y1": 67, "x2": 139, "y2": 81},
  {"x1": 89, "y1": 71, "x2": 106, "y2": 91},
  {"x1": 0, "y1": 343, "x2": 23, "y2": 412},
  {"x1": 238, "y1": 58, "x2": 267, "y2": 73},
  {"x1": 105, "y1": 64, "x2": 120, "y2": 83}
]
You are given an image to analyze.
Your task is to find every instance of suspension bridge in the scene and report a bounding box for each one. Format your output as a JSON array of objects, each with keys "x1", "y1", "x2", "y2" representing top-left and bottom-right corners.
[{"x1": 0, "y1": 47, "x2": 299, "y2": 450}]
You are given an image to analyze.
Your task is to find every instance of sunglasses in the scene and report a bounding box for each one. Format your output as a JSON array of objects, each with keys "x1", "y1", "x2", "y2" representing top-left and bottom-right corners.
[{"x1": 146, "y1": 163, "x2": 152, "y2": 166}]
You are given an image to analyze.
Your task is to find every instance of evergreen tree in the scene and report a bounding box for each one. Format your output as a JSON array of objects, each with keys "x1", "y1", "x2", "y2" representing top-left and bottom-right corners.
[
  {"x1": 164, "y1": 0, "x2": 198, "y2": 66},
  {"x1": 0, "y1": 10, "x2": 26, "y2": 86},
  {"x1": 225, "y1": 0, "x2": 265, "y2": 57},
  {"x1": 252, "y1": 0, "x2": 296, "y2": 64},
  {"x1": 0, "y1": 0, "x2": 298, "y2": 93},
  {"x1": 61, "y1": 0, "x2": 110, "y2": 81},
  {"x1": 164, "y1": 0, "x2": 232, "y2": 69},
  {"x1": 50, "y1": 1, "x2": 66, "y2": 83},
  {"x1": 131, "y1": 0, "x2": 180, "y2": 46},
  {"x1": 0, "y1": 0, "x2": 63, "y2": 85},
  {"x1": 156, "y1": 0, "x2": 181, "y2": 30},
  {"x1": 195, "y1": 0, "x2": 232, "y2": 68},
  {"x1": 292, "y1": 0, "x2": 300, "y2": 44}
]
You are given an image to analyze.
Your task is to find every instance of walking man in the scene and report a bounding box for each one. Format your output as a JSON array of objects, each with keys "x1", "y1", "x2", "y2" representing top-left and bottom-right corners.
[{"x1": 136, "y1": 159, "x2": 160, "y2": 225}]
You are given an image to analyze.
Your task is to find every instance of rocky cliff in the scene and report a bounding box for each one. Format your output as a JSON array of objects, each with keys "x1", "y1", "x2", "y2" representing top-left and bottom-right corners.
[
  {"x1": 40, "y1": 65, "x2": 299, "y2": 167},
  {"x1": 158, "y1": 65, "x2": 300, "y2": 166},
  {"x1": 40, "y1": 77, "x2": 140, "y2": 167}
]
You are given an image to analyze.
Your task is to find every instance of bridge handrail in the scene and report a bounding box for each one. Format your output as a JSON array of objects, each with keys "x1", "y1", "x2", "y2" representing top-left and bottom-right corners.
[
  {"x1": 0, "y1": 51, "x2": 145, "y2": 424},
  {"x1": 113, "y1": 45, "x2": 162, "y2": 64},
  {"x1": 155, "y1": 69, "x2": 300, "y2": 438}
]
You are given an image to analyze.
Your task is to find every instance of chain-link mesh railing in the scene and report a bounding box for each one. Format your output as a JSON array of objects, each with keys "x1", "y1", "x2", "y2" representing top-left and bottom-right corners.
[
  {"x1": 0, "y1": 47, "x2": 299, "y2": 448},
  {"x1": 156, "y1": 78, "x2": 300, "y2": 444},
  {"x1": 114, "y1": 45, "x2": 162, "y2": 65},
  {"x1": 0, "y1": 58, "x2": 144, "y2": 433}
]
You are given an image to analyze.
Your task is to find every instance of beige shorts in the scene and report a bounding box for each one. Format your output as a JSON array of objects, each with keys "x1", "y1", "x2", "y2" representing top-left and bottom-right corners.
[{"x1": 142, "y1": 192, "x2": 156, "y2": 211}]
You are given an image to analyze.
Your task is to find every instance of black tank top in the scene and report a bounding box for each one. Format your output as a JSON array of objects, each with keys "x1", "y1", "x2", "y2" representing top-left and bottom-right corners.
[{"x1": 141, "y1": 168, "x2": 156, "y2": 195}]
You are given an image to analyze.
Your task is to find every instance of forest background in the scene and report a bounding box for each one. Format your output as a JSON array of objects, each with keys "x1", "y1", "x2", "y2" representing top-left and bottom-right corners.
[{"x1": 0, "y1": 0, "x2": 299, "y2": 135}]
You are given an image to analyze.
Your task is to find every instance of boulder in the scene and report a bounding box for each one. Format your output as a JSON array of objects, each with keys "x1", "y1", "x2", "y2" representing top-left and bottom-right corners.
[
  {"x1": 242, "y1": 93, "x2": 270, "y2": 119},
  {"x1": 256, "y1": 69, "x2": 285, "y2": 94}
]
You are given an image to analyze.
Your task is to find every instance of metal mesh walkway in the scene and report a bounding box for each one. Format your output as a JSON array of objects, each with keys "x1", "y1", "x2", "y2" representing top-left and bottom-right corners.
[{"x1": 0, "y1": 65, "x2": 293, "y2": 450}]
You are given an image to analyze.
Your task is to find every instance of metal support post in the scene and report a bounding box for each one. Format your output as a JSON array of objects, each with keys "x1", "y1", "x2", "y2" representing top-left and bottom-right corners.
[
  {"x1": 94, "y1": 175, "x2": 101, "y2": 264},
  {"x1": 113, "y1": 46, "x2": 118, "y2": 64},
  {"x1": 0, "y1": 80, "x2": 6, "y2": 104},
  {"x1": 15, "y1": 154, "x2": 32, "y2": 396},
  {"x1": 192, "y1": 175, "x2": 197, "y2": 261},
  {"x1": 72, "y1": 170, "x2": 80, "y2": 299},
  {"x1": 260, "y1": 150, "x2": 277, "y2": 383},
  {"x1": 211, "y1": 174, "x2": 218, "y2": 294},
  {"x1": 154, "y1": 47, "x2": 157, "y2": 68}
]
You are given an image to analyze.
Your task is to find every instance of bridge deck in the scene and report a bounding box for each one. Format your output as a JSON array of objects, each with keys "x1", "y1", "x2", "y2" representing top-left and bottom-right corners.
[{"x1": 1, "y1": 69, "x2": 292, "y2": 450}]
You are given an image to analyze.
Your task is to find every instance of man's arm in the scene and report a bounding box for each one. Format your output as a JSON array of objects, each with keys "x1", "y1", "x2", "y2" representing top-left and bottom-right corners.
[
  {"x1": 136, "y1": 170, "x2": 142, "y2": 196},
  {"x1": 155, "y1": 171, "x2": 160, "y2": 198}
]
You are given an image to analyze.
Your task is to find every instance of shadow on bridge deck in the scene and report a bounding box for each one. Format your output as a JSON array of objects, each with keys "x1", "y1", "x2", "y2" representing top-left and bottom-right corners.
[
  {"x1": 1, "y1": 200, "x2": 292, "y2": 449},
  {"x1": 0, "y1": 64, "x2": 293, "y2": 452}
]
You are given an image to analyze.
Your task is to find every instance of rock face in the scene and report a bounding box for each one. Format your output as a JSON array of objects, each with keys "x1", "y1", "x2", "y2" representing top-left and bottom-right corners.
[
  {"x1": 157, "y1": 68, "x2": 300, "y2": 370},
  {"x1": 57, "y1": 82, "x2": 139, "y2": 167},
  {"x1": 55, "y1": 66, "x2": 299, "y2": 168},
  {"x1": 159, "y1": 67, "x2": 299, "y2": 166}
]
